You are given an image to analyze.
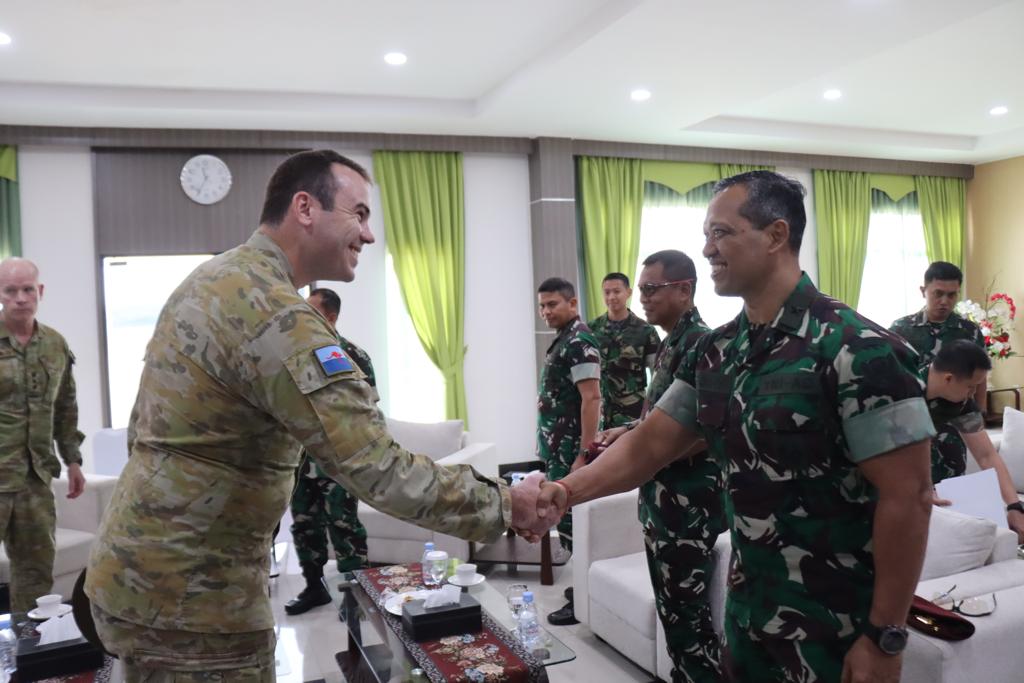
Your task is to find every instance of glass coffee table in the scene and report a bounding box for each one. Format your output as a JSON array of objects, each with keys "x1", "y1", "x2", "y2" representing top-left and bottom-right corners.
[{"x1": 338, "y1": 575, "x2": 575, "y2": 683}]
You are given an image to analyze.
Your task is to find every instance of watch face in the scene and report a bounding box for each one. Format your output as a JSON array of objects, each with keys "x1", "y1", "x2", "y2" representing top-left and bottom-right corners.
[
  {"x1": 180, "y1": 154, "x2": 232, "y2": 205},
  {"x1": 879, "y1": 627, "x2": 908, "y2": 654}
]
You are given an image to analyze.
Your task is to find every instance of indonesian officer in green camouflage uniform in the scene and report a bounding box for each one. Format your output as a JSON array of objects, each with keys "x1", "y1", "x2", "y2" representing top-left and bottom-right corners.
[
  {"x1": 85, "y1": 151, "x2": 545, "y2": 682},
  {"x1": 285, "y1": 288, "x2": 374, "y2": 616},
  {"x1": 597, "y1": 250, "x2": 725, "y2": 682},
  {"x1": 588, "y1": 272, "x2": 659, "y2": 427},
  {"x1": 540, "y1": 172, "x2": 935, "y2": 683},
  {"x1": 924, "y1": 340, "x2": 1024, "y2": 540},
  {"x1": 536, "y1": 276, "x2": 601, "y2": 625},
  {"x1": 0, "y1": 258, "x2": 86, "y2": 618}
]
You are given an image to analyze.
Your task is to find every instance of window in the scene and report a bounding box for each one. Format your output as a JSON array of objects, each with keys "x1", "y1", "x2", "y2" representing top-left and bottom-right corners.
[
  {"x1": 631, "y1": 182, "x2": 742, "y2": 330},
  {"x1": 384, "y1": 252, "x2": 446, "y2": 423},
  {"x1": 856, "y1": 191, "x2": 928, "y2": 329}
]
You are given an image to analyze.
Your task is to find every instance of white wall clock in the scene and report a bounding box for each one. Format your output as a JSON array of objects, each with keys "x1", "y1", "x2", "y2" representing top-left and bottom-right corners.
[{"x1": 180, "y1": 154, "x2": 232, "y2": 205}]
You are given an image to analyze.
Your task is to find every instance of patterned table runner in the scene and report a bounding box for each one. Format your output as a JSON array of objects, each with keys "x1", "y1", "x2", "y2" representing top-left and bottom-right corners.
[{"x1": 355, "y1": 564, "x2": 548, "y2": 683}]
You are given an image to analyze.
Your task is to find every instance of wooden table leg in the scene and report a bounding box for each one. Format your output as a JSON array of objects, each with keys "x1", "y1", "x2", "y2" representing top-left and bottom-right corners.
[{"x1": 540, "y1": 532, "x2": 554, "y2": 586}]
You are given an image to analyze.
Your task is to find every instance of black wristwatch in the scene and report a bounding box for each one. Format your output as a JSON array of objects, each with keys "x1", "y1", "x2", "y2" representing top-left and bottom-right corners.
[
  {"x1": 862, "y1": 621, "x2": 908, "y2": 655},
  {"x1": 1007, "y1": 502, "x2": 1024, "y2": 514}
]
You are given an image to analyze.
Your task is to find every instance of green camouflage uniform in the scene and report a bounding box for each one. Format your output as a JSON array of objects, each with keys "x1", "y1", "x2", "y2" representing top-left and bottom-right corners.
[
  {"x1": 637, "y1": 308, "x2": 725, "y2": 683},
  {"x1": 537, "y1": 316, "x2": 600, "y2": 551},
  {"x1": 0, "y1": 320, "x2": 83, "y2": 616},
  {"x1": 655, "y1": 274, "x2": 935, "y2": 683},
  {"x1": 927, "y1": 396, "x2": 986, "y2": 484},
  {"x1": 589, "y1": 311, "x2": 660, "y2": 427},
  {"x1": 290, "y1": 336, "x2": 375, "y2": 573},
  {"x1": 890, "y1": 309, "x2": 985, "y2": 368},
  {"x1": 86, "y1": 231, "x2": 511, "y2": 681}
]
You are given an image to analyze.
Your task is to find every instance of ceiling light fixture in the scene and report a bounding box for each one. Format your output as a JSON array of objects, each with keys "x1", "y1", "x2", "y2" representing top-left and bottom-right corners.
[
  {"x1": 384, "y1": 52, "x2": 407, "y2": 66},
  {"x1": 990, "y1": 105, "x2": 1009, "y2": 116},
  {"x1": 823, "y1": 88, "x2": 842, "y2": 101},
  {"x1": 0, "y1": 32, "x2": 12, "y2": 46},
  {"x1": 630, "y1": 88, "x2": 652, "y2": 102}
]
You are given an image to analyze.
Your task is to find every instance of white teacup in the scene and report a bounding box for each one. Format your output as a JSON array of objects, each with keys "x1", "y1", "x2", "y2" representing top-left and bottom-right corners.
[
  {"x1": 455, "y1": 563, "x2": 477, "y2": 583},
  {"x1": 35, "y1": 594, "x2": 62, "y2": 615}
]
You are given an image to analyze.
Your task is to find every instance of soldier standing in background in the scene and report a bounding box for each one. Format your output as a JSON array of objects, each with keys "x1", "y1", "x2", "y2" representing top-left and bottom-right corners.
[
  {"x1": 588, "y1": 272, "x2": 660, "y2": 428},
  {"x1": 0, "y1": 258, "x2": 86, "y2": 618},
  {"x1": 285, "y1": 288, "x2": 373, "y2": 616}
]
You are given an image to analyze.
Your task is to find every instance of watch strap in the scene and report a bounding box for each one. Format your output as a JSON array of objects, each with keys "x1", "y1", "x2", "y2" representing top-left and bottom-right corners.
[{"x1": 1007, "y1": 501, "x2": 1024, "y2": 514}]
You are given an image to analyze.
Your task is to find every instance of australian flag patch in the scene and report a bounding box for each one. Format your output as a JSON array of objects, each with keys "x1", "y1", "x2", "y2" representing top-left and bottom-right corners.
[{"x1": 315, "y1": 345, "x2": 355, "y2": 376}]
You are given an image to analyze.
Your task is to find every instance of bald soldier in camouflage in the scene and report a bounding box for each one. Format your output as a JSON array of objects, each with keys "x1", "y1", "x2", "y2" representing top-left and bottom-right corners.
[
  {"x1": 588, "y1": 273, "x2": 659, "y2": 427},
  {"x1": 597, "y1": 250, "x2": 725, "y2": 682},
  {"x1": 0, "y1": 258, "x2": 86, "y2": 617},
  {"x1": 285, "y1": 288, "x2": 373, "y2": 616},
  {"x1": 85, "y1": 150, "x2": 546, "y2": 682},
  {"x1": 540, "y1": 172, "x2": 935, "y2": 683}
]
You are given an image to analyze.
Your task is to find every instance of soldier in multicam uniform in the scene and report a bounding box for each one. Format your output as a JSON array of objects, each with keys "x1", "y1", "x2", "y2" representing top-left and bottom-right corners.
[
  {"x1": 0, "y1": 258, "x2": 86, "y2": 619},
  {"x1": 285, "y1": 288, "x2": 373, "y2": 616},
  {"x1": 85, "y1": 151, "x2": 545, "y2": 682},
  {"x1": 597, "y1": 250, "x2": 725, "y2": 682},
  {"x1": 923, "y1": 340, "x2": 1024, "y2": 540},
  {"x1": 588, "y1": 272, "x2": 659, "y2": 427},
  {"x1": 536, "y1": 276, "x2": 601, "y2": 625},
  {"x1": 540, "y1": 172, "x2": 936, "y2": 683}
]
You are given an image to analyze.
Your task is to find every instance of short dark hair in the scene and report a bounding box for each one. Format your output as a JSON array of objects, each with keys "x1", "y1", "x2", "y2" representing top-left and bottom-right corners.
[
  {"x1": 602, "y1": 272, "x2": 630, "y2": 287},
  {"x1": 924, "y1": 261, "x2": 964, "y2": 285},
  {"x1": 259, "y1": 150, "x2": 371, "y2": 227},
  {"x1": 642, "y1": 249, "x2": 698, "y2": 294},
  {"x1": 712, "y1": 171, "x2": 807, "y2": 252},
  {"x1": 309, "y1": 287, "x2": 341, "y2": 318},
  {"x1": 932, "y1": 339, "x2": 992, "y2": 378},
  {"x1": 538, "y1": 277, "x2": 575, "y2": 300}
]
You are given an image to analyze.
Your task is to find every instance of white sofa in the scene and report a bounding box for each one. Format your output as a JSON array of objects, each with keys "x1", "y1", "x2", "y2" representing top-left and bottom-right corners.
[
  {"x1": 0, "y1": 473, "x2": 119, "y2": 604},
  {"x1": 574, "y1": 489, "x2": 1024, "y2": 683}
]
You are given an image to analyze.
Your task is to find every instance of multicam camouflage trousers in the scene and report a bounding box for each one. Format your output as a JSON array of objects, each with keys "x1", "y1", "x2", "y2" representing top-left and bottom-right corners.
[
  {"x1": 0, "y1": 473, "x2": 56, "y2": 615},
  {"x1": 722, "y1": 615, "x2": 859, "y2": 683},
  {"x1": 92, "y1": 605, "x2": 275, "y2": 682},
  {"x1": 289, "y1": 468, "x2": 367, "y2": 573}
]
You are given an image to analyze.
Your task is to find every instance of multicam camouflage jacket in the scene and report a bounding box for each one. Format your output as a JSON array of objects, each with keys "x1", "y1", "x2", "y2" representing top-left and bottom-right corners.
[
  {"x1": 927, "y1": 395, "x2": 985, "y2": 484},
  {"x1": 589, "y1": 311, "x2": 660, "y2": 427},
  {"x1": 536, "y1": 317, "x2": 600, "y2": 469},
  {"x1": 656, "y1": 273, "x2": 935, "y2": 641},
  {"x1": 86, "y1": 230, "x2": 510, "y2": 634},
  {"x1": 0, "y1": 320, "x2": 83, "y2": 492},
  {"x1": 890, "y1": 309, "x2": 985, "y2": 369}
]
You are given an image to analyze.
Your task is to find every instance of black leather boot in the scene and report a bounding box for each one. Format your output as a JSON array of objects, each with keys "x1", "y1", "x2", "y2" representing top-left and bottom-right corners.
[{"x1": 285, "y1": 566, "x2": 332, "y2": 616}]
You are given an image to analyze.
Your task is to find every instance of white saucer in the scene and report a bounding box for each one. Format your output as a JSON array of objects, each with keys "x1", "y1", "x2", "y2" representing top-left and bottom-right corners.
[
  {"x1": 384, "y1": 590, "x2": 431, "y2": 616},
  {"x1": 448, "y1": 573, "x2": 486, "y2": 587},
  {"x1": 27, "y1": 604, "x2": 72, "y2": 621}
]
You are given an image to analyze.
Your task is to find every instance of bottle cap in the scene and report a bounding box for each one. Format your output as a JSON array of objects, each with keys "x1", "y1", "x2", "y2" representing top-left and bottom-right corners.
[
  {"x1": 424, "y1": 542, "x2": 435, "y2": 550},
  {"x1": 522, "y1": 591, "x2": 534, "y2": 603}
]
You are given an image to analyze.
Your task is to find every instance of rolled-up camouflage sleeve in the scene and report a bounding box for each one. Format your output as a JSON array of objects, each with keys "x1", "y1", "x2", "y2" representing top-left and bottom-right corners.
[
  {"x1": 566, "y1": 336, "x2": 600, "y2": 384},
  {"x1": 949, "y1": 399, "x2": 985, "y2": 435},
  {"x1": 249, "y1": 308, "x2": 510, "y2": 544},
  {"x1": 654, "y1": 344, "x2": 699, "y2": 430},
  {"x1": 53, "y1": 346, "x2": 84, "y2": 467}
]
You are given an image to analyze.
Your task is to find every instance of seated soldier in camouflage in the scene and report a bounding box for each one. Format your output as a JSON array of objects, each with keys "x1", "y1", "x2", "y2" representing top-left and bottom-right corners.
[
  {"x1": 925, "y1": 340, "x2": 1024, "y2": 541},
  {"x1": 538, "y1": 171, "x2": 935, "y2": 683}
]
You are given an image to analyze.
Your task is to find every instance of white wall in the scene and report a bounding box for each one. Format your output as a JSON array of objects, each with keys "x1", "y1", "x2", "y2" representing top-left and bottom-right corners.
[{"x1": 18, "y1": 146, "x2": 103, "y2": 471}]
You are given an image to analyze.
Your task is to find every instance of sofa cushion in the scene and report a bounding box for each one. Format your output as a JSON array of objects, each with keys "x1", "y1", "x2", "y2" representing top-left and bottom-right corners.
[
  {"x1": 385, "y1": 418, "x2": 464, "y2": 461},
  {"x1": 997, "y1": 407, "x2": 1024, "y2": 492},
  {"x1": 52, "y1": 528, "x2": 95, "y2": 581},
  {"x1": 919, "y1": 507, "x2": 997, "y2": 581},
  {"x1": 589, "y1": 552, "x2": 658, "y2": 639},
  {"x1": 358, "y1": 503, "x2": 433, "y2": 541}
]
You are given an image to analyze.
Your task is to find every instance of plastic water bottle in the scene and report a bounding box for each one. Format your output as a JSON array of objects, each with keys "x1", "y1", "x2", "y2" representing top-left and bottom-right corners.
[
  {"x1": 0, "y1": 615, "x2": 16, "y2": 677},
  {"x1": 517, "y1": 591, "x2": 542, "y2": 651},
  {"x1": 421, "y1": 542, "x2": 436, "y2": 587}
]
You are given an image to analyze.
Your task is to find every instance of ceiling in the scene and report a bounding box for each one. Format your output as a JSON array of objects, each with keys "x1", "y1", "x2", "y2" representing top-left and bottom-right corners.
[{"x1": 1, "y1": 0, "x2": 1022, "y2": 164}]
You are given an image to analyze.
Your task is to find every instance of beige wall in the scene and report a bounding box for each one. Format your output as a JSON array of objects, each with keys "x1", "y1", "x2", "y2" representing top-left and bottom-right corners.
[{"x1": 966, "y1": 155, "x2": 1024, "y2": 399}]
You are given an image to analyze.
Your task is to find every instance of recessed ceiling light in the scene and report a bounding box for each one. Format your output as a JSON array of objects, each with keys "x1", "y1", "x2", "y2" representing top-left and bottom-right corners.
[
  {"x1": 384, "y1": 52, "x2": 407, "y2": 66},
  {"x1": 630, "y1": 88, "x2": 652, "y2": 102},
  {"x1": 990, "y1": 105, "x2": 1009, "y2": 116},
  {"x1": 823, "y1": 89, "x2": 842, "y2": 101},
  {"x1": 0, "y1": 32, "x2": 12, "y2": 46}
]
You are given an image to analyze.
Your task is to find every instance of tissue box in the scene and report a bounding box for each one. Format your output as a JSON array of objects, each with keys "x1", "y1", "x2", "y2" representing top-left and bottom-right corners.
[
  {"x1": 401, "y1": 593, "x2": 483, "y2": 642},
  {"x1": 16, "y1": 635, "x2": 105, "y2": 680}
]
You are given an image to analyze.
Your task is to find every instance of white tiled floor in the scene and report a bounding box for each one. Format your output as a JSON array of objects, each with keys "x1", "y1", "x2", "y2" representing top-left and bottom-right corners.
[{"x1": 107, "y1": 537, "x2": 656, "y2": 683}]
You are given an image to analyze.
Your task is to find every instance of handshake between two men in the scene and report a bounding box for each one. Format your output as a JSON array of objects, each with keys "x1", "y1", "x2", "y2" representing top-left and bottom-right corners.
[{"x1": 507, "y1": 471, "x2": 573, "y2": 543}]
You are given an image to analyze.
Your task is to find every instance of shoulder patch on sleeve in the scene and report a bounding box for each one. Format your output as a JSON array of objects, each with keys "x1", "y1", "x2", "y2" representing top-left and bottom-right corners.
[{"x1": 315, "y1": 345, "x2": 356, "y2": 376}]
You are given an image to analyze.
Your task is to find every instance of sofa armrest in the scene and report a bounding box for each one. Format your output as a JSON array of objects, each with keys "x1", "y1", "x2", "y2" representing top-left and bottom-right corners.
[
  {"x1": 437, "y1": 442, "x2": 498, "y2": 477},
  {"x1": 52, "y1": 474, "x2": 119, "y2": 535},
  {"x1": 990, "y1": 526, "x2": 1019, "y2": 564},
  {"x1": 572, "y1": 490, "x2": 644, "y2": 625}
]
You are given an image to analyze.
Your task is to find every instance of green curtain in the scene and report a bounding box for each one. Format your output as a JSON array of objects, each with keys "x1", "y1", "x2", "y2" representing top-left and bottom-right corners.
[
  {"x1": 577, "y1": 156, "x2": 644, "y2": 321},
  {"x1": 373, "y1": 151, "x2": 468, "y2": 423},
  {"x1": 814, "y1": 169, "x2": 872, "y2": 306},
  {"x1": 719, "y1": 163, "x2": 773, "y2": 178},
  {"x1": 0, "y1": 146, "x2": 20, "y2": 259},
  {"x1": 915, "y1": 175, "x2": 966, "y2": 267}
]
